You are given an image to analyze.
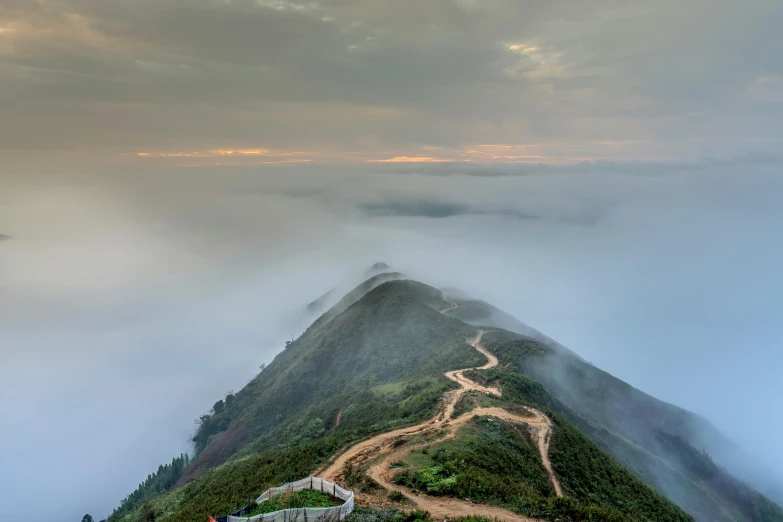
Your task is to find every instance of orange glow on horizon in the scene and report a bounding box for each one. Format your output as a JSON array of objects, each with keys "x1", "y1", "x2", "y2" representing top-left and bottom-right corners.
[
  {"x1": 490, "y1": 155, "x2": 552, "y2": 160},
  {"x1": 136, "y1": 149, "x2": 282, "y2": 158},
  {"x1": 368, "y1": 156, "x2": 457, "y2": 163},
  {"x1": 172, "y1": 159, "x2": 313, "y2": 167},
  {"x1": 130, "y1": 143, "x2": 612, "y2": 165}
]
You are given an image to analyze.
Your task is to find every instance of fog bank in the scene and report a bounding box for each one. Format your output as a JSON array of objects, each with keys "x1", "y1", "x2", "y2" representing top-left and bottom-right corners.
[{"x1": 1, "y1": 160, "x2": 782, "y2": 520}]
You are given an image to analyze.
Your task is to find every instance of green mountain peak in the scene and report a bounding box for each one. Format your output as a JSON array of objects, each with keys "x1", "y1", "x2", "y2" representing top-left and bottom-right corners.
[{"x1": 106, "y1": 275, "x2": 783, "y2": 522}]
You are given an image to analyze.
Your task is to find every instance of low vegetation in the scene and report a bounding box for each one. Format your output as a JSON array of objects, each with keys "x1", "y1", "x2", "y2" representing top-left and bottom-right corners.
[
  {"x1": 106, "y1": 277, "x2": 782, "y2": 522},
  {"x1": 190, "y1": 281, "x2": 480, "y2": 457},
  {"x1": 243, "y1": 490, "x2": 342, "y2": 517},
  {"x1": 109, "y1": 282, "x2": 482, "y2": 522},
  {"x1": 548, "y1": 417, "x2": 692, "y2": 521},
  {"x1": 346, "y1": 507, "x2": 499, "y2": 522},
  {"x1": 394, "y1": 418, "x2": 553, "y2": 503},
  {"x1": 393, "y1": 416, "x2": 688, "y2": 521},
  {"x1": 475, "y1": 331, "x2": 783, "y2": 522}
]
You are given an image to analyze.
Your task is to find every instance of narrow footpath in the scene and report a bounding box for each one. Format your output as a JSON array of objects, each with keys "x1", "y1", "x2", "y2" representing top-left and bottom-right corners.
[{"x1": 318, "y1": 314, "x2": 563, "y2": 521}]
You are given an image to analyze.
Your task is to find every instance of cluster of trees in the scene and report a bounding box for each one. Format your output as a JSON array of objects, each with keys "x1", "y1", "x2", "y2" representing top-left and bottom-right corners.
[
  {"x1": 192, "y1": 393, "x2": 236, "y2": 455},
  {"x1": 107, "y1": 454, "x2": 191, "y2": 522}
]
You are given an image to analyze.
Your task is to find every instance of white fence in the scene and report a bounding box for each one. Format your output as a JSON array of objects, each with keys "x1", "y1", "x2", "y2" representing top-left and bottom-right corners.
[{"x1": 227, "y1": 477, "x2": 354, "y2": 522}]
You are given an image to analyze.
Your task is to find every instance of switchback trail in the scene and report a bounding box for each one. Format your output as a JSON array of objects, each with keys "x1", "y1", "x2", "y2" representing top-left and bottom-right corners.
[{"x1": 318, "y1": 327, "x2": 563, "y2": 521}]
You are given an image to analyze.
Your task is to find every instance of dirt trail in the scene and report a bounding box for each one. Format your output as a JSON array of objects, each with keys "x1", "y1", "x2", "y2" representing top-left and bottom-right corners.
[
  {"x1": 318, "y1": 329, "x2": 563, "y2": 519},
  {"x1": 335, "y1": 408, "x2": 344, "y2": 427}
]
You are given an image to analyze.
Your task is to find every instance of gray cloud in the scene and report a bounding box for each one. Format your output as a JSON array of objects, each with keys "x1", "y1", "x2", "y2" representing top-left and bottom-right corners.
[
  {"x1": 0, "y1": 234, "x2": 10, "y2": 241},
  {"x1": 1, "y1": 0, "x2": 781, "y2": 156}
]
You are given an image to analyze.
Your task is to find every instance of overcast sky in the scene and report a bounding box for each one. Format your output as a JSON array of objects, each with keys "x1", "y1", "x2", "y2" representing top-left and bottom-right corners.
[
  {"x1": 2, "y1": 0, "x2": 782, "y2": 163},
  {"x1": 2, "y1": 1, "x2": 783, "y2": 521}
]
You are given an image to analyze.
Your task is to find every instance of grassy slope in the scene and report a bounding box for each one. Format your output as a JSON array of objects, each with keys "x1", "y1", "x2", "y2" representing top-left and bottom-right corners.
[
  {"x1": 187, "y1": 279, "x2": 474, "y2": 455},
  {"x1": 474, "y1": 329, "x2": 783, "y2": 522},
  {"x1": 305, "y1": 272, "x2": 407, "y2": 331},
  {"x1": 444, "y1": 298, "x2": 583, "y2": 360},
  {"x1": 306, "y1": 263, "x2": 394, "y2": 313},
  {"x1": 109, "y1": 280, "x2": 479, "y2": 522},
  {"x1": 390, "y1": 406, "x2": 689, "y2": 521},
  {"x1": 108, "y1": 278, "x2": 773, "y2": 522},
  {"x1": 394, "y1": 418, "x2": 555, "y2": 502},
  {"x1": 455, "y1": 299, "x2": 783, "y2": 506}
]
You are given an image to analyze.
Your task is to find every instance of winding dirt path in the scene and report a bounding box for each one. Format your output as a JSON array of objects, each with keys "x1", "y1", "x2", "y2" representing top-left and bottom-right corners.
[{"x1": 318, "y1": 329, "x2": 563, "y2": 520}]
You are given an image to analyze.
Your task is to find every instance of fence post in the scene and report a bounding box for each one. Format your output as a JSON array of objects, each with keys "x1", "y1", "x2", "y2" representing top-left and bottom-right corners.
[
  {"x1": 333, "y1": 482, "x2": 336, "y2": 496},
  {"x1": 310, "y1": 477, "x2": 313, "y2": 489}
]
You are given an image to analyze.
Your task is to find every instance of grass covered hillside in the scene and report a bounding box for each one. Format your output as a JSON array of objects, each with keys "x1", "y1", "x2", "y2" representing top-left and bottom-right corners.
[
  {"x1": 473, "y1": 329, "x2": 783, "y2": 522},
  {"x1": 109, "y1": 279, "x2": 483, "y2": 522},
  {"x1": 442, "y1": 296, "x2": 582, "y2": 360},
  {"x1": 185, "y1": 279, "x2": 481, "y2": 471},
  {"x1": 448, "y1": 298, "x2": 782, "y2": 505},
  {"x1": 105, "y1": 274, "x2": 780, "y2": 522},
  {"x1": 387, "y1": 415, "x2": 689, "y2": 522},
  {"x1": 306, "y1": 263, "x2": 395, "y2": 313},
  {"x1": 305, "y1": 271, "x2": 406, "y2": 330}
]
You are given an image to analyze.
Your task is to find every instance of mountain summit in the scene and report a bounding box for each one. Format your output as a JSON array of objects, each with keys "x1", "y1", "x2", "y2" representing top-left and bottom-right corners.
[{"x1": 107, "y1": 274, "x2": 783, "y2": 522}]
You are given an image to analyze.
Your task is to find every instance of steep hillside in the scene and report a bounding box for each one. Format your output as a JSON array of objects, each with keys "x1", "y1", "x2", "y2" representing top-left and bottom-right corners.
[
  {"x1": 305, "y1": 271, "x2": 406, "y2": 332},
  {"x1": 476, "y1": 329, "x2": 783, "y2": 522},
  {"x1": 305, "y1": 263, "x2": 400, "y2": 315},
  {"x1": 106, "y1": 273, "x2": 781, "y2": 522},
  {"x1": 442, "y1": 296, "x2": 584, "y2": 361},
  {"x1": 109, "y1": 279, "x2": 482, "y2": 522},
  {"x1": 448, "y1": 297, "x2": 783, "y2": 507},
  {"x1": 186, "y1": 279, "x2": 478, "y2": 469}
]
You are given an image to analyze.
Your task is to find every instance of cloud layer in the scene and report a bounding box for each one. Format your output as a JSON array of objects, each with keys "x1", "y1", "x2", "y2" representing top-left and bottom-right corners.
[
  {"x1": 3, "y1": 1, "x2": 783, "y2": 520},
  {"x1": 2, "y1": 161, "x2": 783, "y2": 521},
  {"x1": 1, "y1": 0, "x2": 782, "y2": 159}
]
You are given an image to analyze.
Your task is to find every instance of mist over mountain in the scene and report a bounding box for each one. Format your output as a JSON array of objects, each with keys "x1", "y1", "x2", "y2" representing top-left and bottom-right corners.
[
  {"x1": 95, "y1": 271, "x2": 782, "y2": 522},
  {"x1": 306, "y1": 264, "x2": 402, "y2": 315},
  {"x1": 3, "y1": 0, "x2": 782, "y2": 519},
  {"x1": 2, "y1": 162, "x2": 783, "y2": 522}
]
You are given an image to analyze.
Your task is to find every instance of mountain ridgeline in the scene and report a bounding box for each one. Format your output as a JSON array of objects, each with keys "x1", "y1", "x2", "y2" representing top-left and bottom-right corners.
[{"x1": 107, "y1": 267, "x2": 783, "y2": 522}]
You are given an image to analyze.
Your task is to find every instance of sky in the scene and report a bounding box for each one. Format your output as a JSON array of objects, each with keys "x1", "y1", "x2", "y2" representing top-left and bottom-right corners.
[
  {"x1": 1, "y1": 1, "x2": 783, "y2": 521},
  {"x1": 1, "y1": 0, "x2": 783, "y2": 163}
]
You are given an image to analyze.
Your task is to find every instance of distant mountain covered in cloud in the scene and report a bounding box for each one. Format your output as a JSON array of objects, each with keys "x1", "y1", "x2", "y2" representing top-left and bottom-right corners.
[
  {"x1": 361, "y1": 199, "x2": 540, "y2": 220},
  {"x1": 0, "y1": 234, "x2": 10, "y2": 241}
]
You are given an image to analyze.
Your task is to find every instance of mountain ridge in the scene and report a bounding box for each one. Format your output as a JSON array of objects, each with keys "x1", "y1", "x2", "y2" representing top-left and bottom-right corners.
[{"x1": 106, "y1": 267, "x2": 783, "y2": 522}]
